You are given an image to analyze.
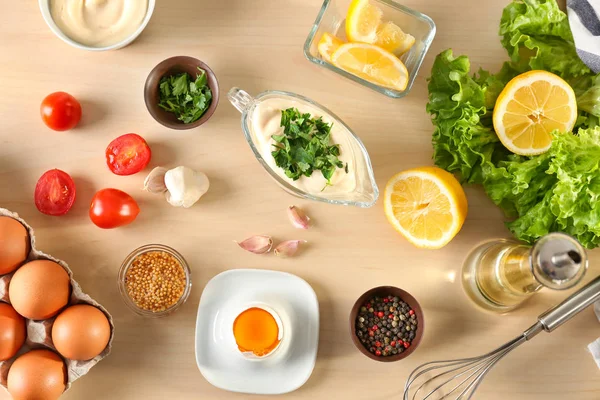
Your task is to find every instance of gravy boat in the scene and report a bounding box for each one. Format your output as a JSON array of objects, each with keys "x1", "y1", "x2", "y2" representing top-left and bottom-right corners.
[{"x1": 228, "y1": 87, "x2": 379, "y2": 208}]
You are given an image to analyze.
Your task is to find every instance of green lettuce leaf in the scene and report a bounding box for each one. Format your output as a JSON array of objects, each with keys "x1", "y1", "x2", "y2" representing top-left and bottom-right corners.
[
  {"x1": 484, "y1": 152, "x2": 555, "y2": 218},
  {"x1": 427, "y1": 50, "x2": 508, "y2": 184},
  {"x1": 500, "y1": 0, "x2": 590, "y2": 78},
  {"x1": 474, "y1": 62, "x2": 523, "y2": 110},
  {"x1": 508, "y1": 128, "x2": 600, "y2": 248},
  {"x1": 577, "y1": 74, "x2": 600, "y2": 117}
]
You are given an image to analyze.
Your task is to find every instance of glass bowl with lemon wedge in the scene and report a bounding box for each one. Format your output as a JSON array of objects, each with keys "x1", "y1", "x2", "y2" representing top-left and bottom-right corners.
[{"x1": 304, "y1": 0, "x2": 435, "y2": 98}]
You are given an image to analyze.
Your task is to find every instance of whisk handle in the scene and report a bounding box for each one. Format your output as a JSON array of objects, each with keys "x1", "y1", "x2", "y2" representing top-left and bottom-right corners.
[{"x1": 538, "y1": 275, "x2": 600, "y2": 332}]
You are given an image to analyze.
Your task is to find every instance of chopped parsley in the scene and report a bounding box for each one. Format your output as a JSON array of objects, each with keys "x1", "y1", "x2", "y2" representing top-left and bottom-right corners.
[
  {"x1": 158, "y1": 67, "x2": 212, "y2": 124},
  {"x1": 271, "y1": 108, "x2": 348, "y2": 186}
]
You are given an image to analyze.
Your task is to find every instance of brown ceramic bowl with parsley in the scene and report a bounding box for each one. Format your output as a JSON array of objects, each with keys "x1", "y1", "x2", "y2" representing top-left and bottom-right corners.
[
  {"x1": 144, "y1": 56, "x2": 219, "y2": 130},
  {"x1": 350, "y1": 286, "x2": 424, "y2": 362}
]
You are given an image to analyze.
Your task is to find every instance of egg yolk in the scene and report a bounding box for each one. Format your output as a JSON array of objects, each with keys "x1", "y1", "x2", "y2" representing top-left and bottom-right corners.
[{"x1": 233, "y1": 307, "x2": 279, "y2": 356}]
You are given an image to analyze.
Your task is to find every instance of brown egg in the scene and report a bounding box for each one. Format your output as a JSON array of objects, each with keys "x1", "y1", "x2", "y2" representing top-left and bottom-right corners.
[
  {"x1": 52, "y1": 304, "x2": 110, "y2": 360},
  {"x1": 9, "y1": 260, "x2": 70, "y2": 320},
  {"x1": 0, "y1": 217, "x2": 30, "y2": 275},
  {"x1": 7, "y1": 349, "x2": 66, "y2": 400},
  {"x1": 0, "y1": 303, "x2": 26, "y2": 361}
]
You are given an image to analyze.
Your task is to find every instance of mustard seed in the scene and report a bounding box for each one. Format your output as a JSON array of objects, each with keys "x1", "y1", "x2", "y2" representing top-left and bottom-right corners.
[{"x1": 125, "y1": 251, "x2": 186, "y2": 313}]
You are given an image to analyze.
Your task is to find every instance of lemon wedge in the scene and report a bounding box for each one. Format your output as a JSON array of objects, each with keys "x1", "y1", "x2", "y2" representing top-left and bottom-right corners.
[
  {"x1": 374, "y1": 22, "x2": 415, "y2": 55},
  {"x1": 346, "y1": 0, "x2": 415, "y2": 56},
  {"x1": 318, "y1": 32, "x2": 345, "y2": 62},
  {"x1": 331, "y1": 43, "x2": 409, "y2": 90},
  {"x1": 345, "y1": 0, "x2": 383, "y2": 43}
]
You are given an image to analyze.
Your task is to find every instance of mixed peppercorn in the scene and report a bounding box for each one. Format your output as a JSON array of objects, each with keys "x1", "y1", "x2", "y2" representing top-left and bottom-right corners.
[{"x1": 355, "y1": 294, "x2": 418, "y2": 357}]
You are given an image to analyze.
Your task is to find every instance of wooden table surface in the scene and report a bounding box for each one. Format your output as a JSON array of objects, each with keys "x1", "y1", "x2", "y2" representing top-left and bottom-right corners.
[{"x1": 2, "y1": 0, "x2": 599, "y2": 399}]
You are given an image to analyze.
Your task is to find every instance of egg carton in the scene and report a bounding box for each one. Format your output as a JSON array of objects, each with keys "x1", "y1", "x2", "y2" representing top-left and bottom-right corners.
[{"x1": 0, "y1": 208, "x2": 114, "y2": 392}]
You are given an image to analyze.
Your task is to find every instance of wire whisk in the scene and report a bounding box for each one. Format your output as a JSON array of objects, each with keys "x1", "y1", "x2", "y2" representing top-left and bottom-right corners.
[{"x1": 403, "y1": 275, "x2": 600, "y2": 400}]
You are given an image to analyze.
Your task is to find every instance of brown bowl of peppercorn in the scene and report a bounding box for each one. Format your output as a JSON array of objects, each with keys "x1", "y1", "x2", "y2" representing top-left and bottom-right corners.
[{"x1": 350, "y1": 286, "x2": 424, "y2": 362}]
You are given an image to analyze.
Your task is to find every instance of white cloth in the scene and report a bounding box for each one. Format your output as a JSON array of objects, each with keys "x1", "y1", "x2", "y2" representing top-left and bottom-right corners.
[
  {"x1": 591, "y1": 302, "x2": 600, "y2": 370},
  {"x1": 568, "y1": 0, "x2": 600, "y2": 73},
  {"x1": 588, "y1": 338, "x2": 600, "y2": 370}
]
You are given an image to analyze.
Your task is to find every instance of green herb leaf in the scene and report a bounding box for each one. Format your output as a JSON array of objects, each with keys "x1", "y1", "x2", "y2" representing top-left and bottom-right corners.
[
  {"x1": 271, "y1": 108, "x2": 347, "y2": 184},
  {"x1": 297, "y1": 161, "x2": 311, "y2": 172},
  {"x1": 157, "y1": 67, "x2": 213, "y2": 124},
  {"x1": 172, "y1": 74, "x2": 189, "y2": 96},
  {"x1": 195, "y1": 70, "x2": 207, "y2": 88},
  {"x1": 272, "y1": 134, "x2": 286, "y2": 143},
  {"x1": 159, "y1": 81, "x2": 171, "y2": 97}
]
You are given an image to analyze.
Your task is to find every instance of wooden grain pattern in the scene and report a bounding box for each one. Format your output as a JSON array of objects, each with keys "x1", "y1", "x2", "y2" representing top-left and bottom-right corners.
[{"x1": 1, "y1": 1, "x2": 599, "y2": 399}]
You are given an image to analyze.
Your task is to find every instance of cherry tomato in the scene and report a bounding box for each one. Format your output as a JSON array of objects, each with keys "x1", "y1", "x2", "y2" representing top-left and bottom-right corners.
[
  {"x1": 40, "y1": 92, "x2": 82, "y2": 131},
  {"x1": 105, "y1": 134, "x2": 152, "y2": 176},
  {"x1": 89, "y1": 189, "x2": 140, "y2": 229},
  {"x1": 34, "y1": 169, "x2": 76, "y2": 216}
]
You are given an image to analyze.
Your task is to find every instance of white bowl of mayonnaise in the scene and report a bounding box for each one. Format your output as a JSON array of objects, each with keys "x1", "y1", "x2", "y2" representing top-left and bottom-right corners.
[{"x1": 39, "y1": 0, "x2": 156, "y2": 51}]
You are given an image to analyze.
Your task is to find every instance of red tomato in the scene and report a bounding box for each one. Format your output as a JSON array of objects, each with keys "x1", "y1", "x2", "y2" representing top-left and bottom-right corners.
[
  {"x1": 89, "y1": 189, "x2": 140, "y2": 229},
  {"x1": 40, "y1": 92, "x2": 82, "y2": 131},
  {"x1": 34, "y1": 169, "x2": 76, "y2": 216},
  {"x1": 105, "y1": 134, "x2": 152, "y2": 176}
]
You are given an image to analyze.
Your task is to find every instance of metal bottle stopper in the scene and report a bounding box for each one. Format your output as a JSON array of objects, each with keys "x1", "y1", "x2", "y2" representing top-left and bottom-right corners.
[{"x1": 530, "y1": 232, "x2": 588, "y2": 290}]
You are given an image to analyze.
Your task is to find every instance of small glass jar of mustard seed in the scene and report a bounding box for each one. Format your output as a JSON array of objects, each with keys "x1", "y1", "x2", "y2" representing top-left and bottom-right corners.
[{"x1": 118, "y1": 244, "x2": 192, "y2": 318}]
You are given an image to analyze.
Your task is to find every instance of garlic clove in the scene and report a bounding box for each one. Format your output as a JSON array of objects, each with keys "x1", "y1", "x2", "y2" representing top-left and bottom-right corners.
[
  {"x1": 164, "y1": 166, "x2": 210, "y2": 208},
  {"x1": 143, "y1": 167, "x2": 168, "y2": 194},
  {"x1": 287, "y1": 206, "x2": 310, "y2": 229},
  {"x1": 274, "y1": 240, "x2": 307, "y2": 257},
  {"x1": 236, "y1": 235, "x2": 273, "y2": 254}
]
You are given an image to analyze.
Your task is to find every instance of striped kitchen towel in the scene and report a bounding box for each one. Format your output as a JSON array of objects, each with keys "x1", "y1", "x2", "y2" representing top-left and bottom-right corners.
[{"x1": 568, "y1": 0, "x2": 600, "y2": 73}]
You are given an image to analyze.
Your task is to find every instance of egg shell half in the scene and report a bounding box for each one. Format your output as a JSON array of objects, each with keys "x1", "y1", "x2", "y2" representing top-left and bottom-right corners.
[
  {"x1": 0, "y1": 303, "x2": 26, "y2": 361},
  {"x1": 52, "y1": 304, "x2": 110, "y2": 361},
  {"x1": 9, "y1": 260, "x2": 70, "y2": 320},
  {"x1": 0, "y1": 217, "x2": 30, "y2": 276},
  {"x1": 7, "y1": 349, "x2": 66, "y2": 400}
]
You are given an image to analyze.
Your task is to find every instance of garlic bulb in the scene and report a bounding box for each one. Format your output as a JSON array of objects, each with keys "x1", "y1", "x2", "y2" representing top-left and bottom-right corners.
[{"x1": 144, "y1": 166, "x2": 209, "y2": 208}]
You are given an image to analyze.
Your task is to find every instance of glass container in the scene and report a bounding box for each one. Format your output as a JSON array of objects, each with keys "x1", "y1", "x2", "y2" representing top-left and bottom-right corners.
[
  {"x1": 118, "y1": 244, "x2": 192, "y2": 318},
  {"x1": 228, "y1": 87, "x2": 379, "y2": 207},
  {"x1": 462, "y1": 233, "x2": 588, "y2": 313},
  {"x1": 304, "y1": 0, "x2": 436, "y2": 98}
]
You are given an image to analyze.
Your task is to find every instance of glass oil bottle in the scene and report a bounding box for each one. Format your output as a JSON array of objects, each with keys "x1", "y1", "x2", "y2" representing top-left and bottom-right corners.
[{"x1": 462, "y1": 233, "x2": 588, "y2": 313}]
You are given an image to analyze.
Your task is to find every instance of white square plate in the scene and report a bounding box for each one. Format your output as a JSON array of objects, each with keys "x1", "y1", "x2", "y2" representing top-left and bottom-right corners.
[{"x1": 195, "y1": 269, "x2": 320, "y2": 395}]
